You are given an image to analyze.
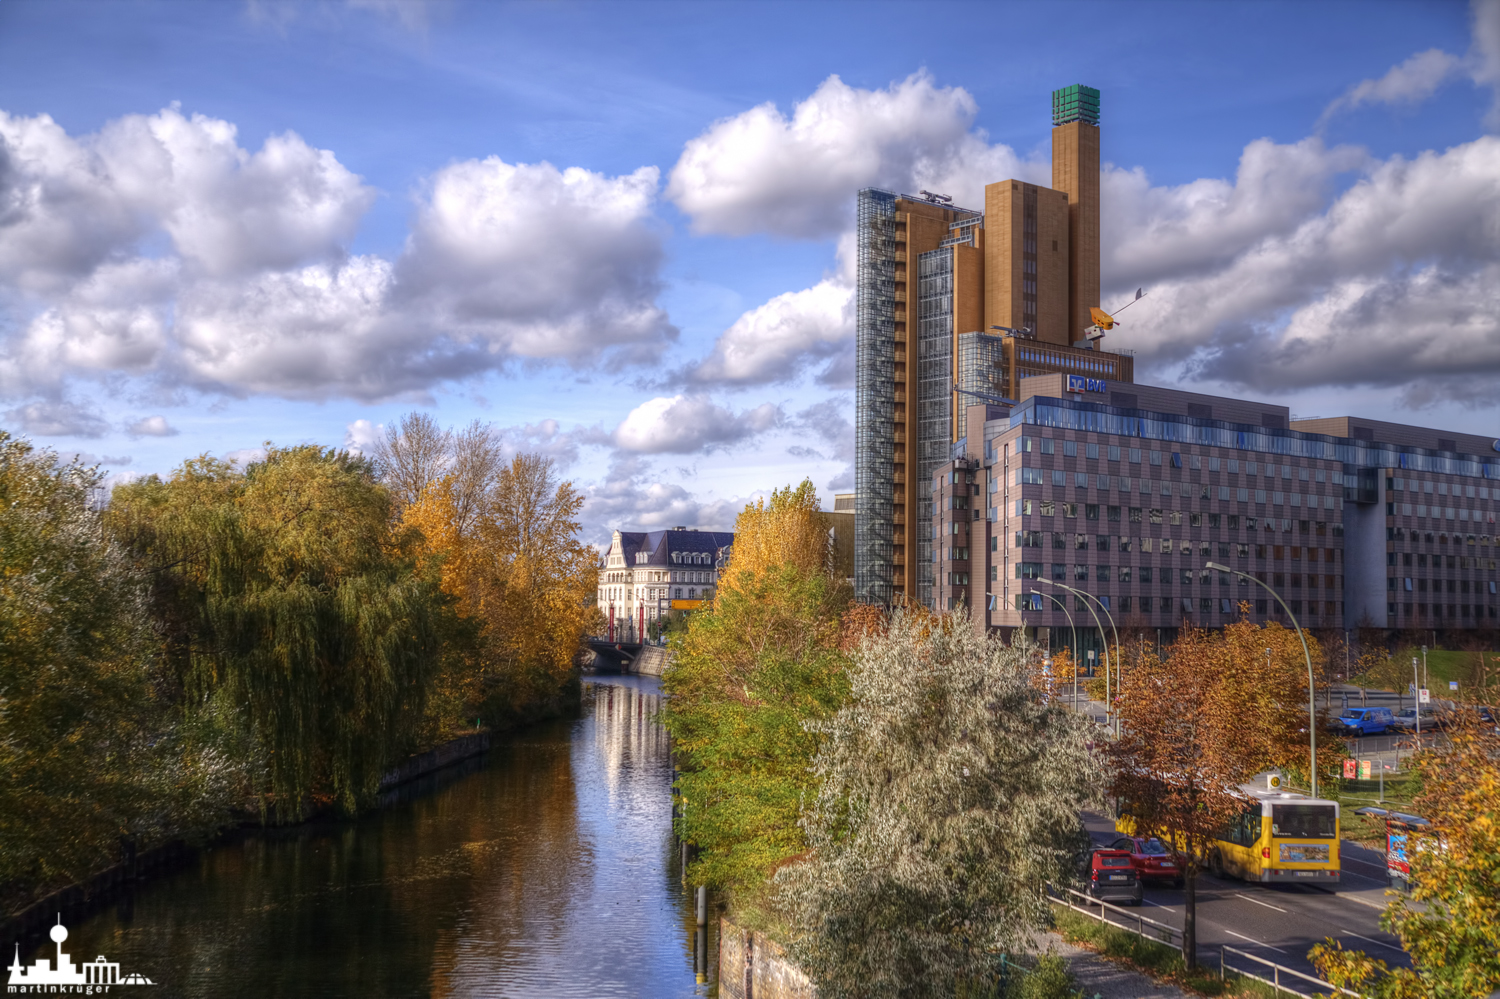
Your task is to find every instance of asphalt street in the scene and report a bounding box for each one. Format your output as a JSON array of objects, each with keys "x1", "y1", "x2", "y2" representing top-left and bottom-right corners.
[{"x1": 1081, "y1": 812, "x2": 1409, "y2": 992}]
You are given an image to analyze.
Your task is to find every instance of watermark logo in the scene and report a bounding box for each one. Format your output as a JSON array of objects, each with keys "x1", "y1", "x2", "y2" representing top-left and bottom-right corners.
[{"x1": 8, "y1": 916, "x2": 153, "y2": 992}]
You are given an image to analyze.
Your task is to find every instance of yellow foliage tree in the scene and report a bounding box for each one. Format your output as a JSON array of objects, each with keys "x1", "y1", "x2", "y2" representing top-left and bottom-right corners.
[
  {"x1": 400, "y1": 446, "x2": 599, "y2": 737},
  {"x1": 720, "y1": 479, "x2": 832, "y2": 594}
]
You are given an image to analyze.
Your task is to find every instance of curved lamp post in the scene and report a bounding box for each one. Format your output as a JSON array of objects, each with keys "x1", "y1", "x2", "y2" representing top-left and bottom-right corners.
[
  {"x1": 1037, "y1": 579, "x2": 1112, "y2": 728},
  {"x1": 1042, "y1": 590, "x2": 1081, "y2": 711},
  {"x1": 1206, "y1": 561, "x2": 1319, "y2": 800}
]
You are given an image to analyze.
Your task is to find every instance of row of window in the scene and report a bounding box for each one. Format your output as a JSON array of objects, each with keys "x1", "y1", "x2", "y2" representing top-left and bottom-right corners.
[
  {"x1": 1016, "y1": 399, "x2": 1499, "y2": 480},
  {"x1": 603, "y1": 586, "x2": 709, "y2": 602},
  {"x1": 1012, "y1": 563, "x2": 1342, "y2": 588},
  {"x1": 1388, "y1": 477, "x2": 1497, "y2": 499},
  {"x1": 1393, "y1": 603, "x2": 1498, "y2": 620},
  {"x1": 1391, "y1": 578, "x2": 1498, "y2": 594},
  {"x1": 1388, "y1": 502, "x2": 1496, "y2": 523},
  {"x1": 1390, "y1": 528, "x2": 1497, "y2": 547},
  {"x1": 1014, "y1": 593, "x2": 1340, "y2": 617},
  {"x1": 1009, "y1": 501, "x2": 1345, "y2": 534},
  {"x1": 1389, "y1": 552, "x2": 1496, "y2": 568},
  {"x1": 1011, "y1": 466, "x2": 1339, "y2": 496},
  {"x1": 1015, "y1": 437, "x2": 1343, "y2": 479},
  {"x1": 1010, "y1": 534, "x2": 1338, "y2": 562}
]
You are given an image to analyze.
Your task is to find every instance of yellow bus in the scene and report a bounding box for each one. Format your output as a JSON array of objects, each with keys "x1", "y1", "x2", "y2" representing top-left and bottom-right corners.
[{"x1": 1116, "y1": 779, "x2": 1341, "y2": 885}]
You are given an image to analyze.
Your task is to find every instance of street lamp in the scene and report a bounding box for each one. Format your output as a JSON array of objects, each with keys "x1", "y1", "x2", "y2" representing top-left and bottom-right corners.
[
  {"x1": 1037, "y1": 579, "x2": 1113, "y2": 728},
  {"x1": 1207, "y1": 561, "x2": 1320, "y2": 800},
  {"x1": 1040, "y1": 591, "x2": 1080, "y2": 712}
]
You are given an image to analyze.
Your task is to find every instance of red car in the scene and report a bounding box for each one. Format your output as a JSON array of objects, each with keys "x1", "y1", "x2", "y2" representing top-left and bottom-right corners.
[{"x1": 1110, "y1": 836, "x2": 1185, "y2": 888}]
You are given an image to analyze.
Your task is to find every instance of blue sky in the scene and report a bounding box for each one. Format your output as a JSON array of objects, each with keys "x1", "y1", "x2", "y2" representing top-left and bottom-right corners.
[{"x1": 1, "y1": 0, "x2": 1497, "y2": 541}]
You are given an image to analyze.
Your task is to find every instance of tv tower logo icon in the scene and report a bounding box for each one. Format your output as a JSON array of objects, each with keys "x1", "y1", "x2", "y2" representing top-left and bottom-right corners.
[{"x1": 8, "y1": 915, "x2": 155, "y2": 989}]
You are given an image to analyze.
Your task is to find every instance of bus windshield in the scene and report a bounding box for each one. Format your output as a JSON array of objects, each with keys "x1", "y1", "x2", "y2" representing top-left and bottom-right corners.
[{"x1": 1270, "y1": 804, "x2": 1337, "y2": 839}]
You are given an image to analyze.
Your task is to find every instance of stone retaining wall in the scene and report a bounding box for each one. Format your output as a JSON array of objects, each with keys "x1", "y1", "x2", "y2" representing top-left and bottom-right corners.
[
  {"x1": 718, "y1": 919, "x2": 817, "y2": 999},
  {"x1": 632, "y1": 646, "x2": 672, "y2": 676}
]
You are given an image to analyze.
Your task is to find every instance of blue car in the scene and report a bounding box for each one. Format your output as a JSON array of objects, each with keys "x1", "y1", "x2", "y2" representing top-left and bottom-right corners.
[{"x1": 1337, "y1": 707, "x2": 1394, "y2": 736}]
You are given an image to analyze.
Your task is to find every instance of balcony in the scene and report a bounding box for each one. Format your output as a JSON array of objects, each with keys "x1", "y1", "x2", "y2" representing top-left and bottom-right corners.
[
  {"x1": 893, "y1": 290, "x2": 907, "y2": 303},
  {"x1": 893, "y1": 431, "x2": 907, "y2": 444},
  {"x1": 894, "y1": 249, "x2": 907, "y2": 263}
]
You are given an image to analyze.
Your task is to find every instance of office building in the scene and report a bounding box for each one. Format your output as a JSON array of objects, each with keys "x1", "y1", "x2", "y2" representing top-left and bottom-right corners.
[
  {"x1": 855, "y1": 84, "x2": 1132, "y2": 607},
  {"x1": 931, "y1": 375, "x2": 1500, "y2": 643}
]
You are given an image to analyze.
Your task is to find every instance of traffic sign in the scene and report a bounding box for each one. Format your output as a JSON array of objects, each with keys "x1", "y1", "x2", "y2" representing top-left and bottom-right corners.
[
  {"x1": 1449, "y1": 680, "x2": 1459, "y2": 691},
  {"x1": 1418, "y1": 688, "x2": 1430, "y2": 704}
]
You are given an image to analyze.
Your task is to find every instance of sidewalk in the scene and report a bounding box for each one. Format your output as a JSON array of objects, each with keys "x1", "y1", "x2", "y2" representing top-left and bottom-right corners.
[{"x1": 1030, "y1": 931, "x2": 1192, "y2": 999}]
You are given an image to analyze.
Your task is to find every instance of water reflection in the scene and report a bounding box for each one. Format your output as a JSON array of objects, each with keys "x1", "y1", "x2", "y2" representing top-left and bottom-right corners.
[{"x1": 17, "y1": 675, "x2": 708, "y2": 998}]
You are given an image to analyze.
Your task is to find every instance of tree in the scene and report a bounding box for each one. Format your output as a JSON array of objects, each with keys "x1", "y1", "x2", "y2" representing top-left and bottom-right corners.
[
  {"x1": 1108, "y1": 617, "x2": 1326, "y2": 971},
  {"x1": 773, "y1": 611, "x2": 1102, "y2": 999},
  {"x1": 1311, "y1": 720, "x2": 1500, "y2": 999},
  {"x1": 664, "y1": 563, "x2": 851, "y2": 898},
  {"x1": 400, "y1": 450, "x2": 599, "y2": 732},
  {"x1": 107, "y1": 445, "x2": 449, "y2": 816},
  {"x1": 0, "y1": 433, "x2": 238, "y2": 901},
  {"x1": 720, "y1": 479, "x2": 832, "y2": 590}
]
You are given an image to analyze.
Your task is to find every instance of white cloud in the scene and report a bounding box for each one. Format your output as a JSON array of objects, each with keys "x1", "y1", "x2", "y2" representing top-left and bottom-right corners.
[
  {"x1": 126, "y1": 415, "x2": 179, "y2": 437},
  {"x1": 223, "y1": 446, "x2": 269, "y2": 469},
  {"x1": 580, "y1": 453, "x2": 743, "y2": 543},
  {"x1": 343, "y1": 418, "x2": 383, "y2": 456},
  {"x1": 667, "y1": 72, "x2": 1041, "y2": 239},
  {"x1": 1319, "y1": 49, "x2": 1465, "y2": 126},
  {"x1": 61, "y1": 451, "x2": 132, "y2": 467},
  {"x1": 689, "y1": 278, "x2": 853, "y2": 387},
  {"x1": 1108, "y1": 135, "x2": 1500, "y2": 402},
  {"x1": 0, "y1": 108, "x2": 677, "y2": 404},
  {"x1": 397, "y1": 157, "x2": 675, "y2": 364},
  {"x1": 612, "y1": 394, "x2": 780, "y2": 454},
  {"x1": 3, "y1": 399, "x2": 109, "y2": 437},
  {"x1": 793, "y1": 398, "x2": 855, "y2": 492}
]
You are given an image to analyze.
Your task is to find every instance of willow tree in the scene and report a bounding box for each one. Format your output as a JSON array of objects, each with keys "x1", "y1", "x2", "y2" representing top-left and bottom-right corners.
[
  {"x1": 774, "y1": 610, "x2": 1101, "y2": 999},
  {"x1": 0, "y1": 433, "x2": 159, "y2": 891},
  {"x1": 108, "y1": 445, "x2": 449, "y2": 816}
]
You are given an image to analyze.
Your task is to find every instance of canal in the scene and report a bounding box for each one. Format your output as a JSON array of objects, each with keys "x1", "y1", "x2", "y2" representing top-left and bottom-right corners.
[{"x1": 20, "y1": 675, "x2": 712, "y2": 997}]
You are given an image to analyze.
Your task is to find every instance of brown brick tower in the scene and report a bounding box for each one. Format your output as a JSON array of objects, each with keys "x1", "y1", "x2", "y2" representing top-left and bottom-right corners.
[{"x1": 1050, "y1": 85, "x2": 1101, "y2": 345}]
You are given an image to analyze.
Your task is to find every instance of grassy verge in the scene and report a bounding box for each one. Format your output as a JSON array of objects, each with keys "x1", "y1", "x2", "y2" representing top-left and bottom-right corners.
[{"x1": 1050, "y1": 904, "x2": 1284, "y2": 999}]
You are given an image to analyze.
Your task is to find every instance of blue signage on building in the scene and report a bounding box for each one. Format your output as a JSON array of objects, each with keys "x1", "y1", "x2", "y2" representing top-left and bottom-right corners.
[{"x1": 1067, "y1": 375, "x2": 1108, "y2": 393}]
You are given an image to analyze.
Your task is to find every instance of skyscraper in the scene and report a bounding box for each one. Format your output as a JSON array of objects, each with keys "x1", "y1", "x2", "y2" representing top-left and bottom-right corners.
[{"x1": 855, "y1": 85, "x2": 1129, "y2": 607}]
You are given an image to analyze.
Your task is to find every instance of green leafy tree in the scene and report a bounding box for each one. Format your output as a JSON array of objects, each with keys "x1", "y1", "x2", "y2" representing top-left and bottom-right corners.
[
  {"x1": 0, "y1": 432, "x2": 239, "y2": 903},
  {"x1": 773, "y1": 610, "x2": 1103, "y2": 999},
  {"x1": 663, "y1": 562, "x2": 850, "y2": 898},
  {"x1": 107, "y1": 444, "x2": 451, "y2": 816}
]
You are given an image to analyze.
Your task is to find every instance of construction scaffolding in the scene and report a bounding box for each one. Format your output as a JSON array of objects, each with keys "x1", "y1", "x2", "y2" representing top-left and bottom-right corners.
[{"x1": 854, "y1": 189, "x2": 897, "y2": 605}]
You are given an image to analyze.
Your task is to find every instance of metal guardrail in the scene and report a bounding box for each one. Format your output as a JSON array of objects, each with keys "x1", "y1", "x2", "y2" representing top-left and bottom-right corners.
[
  {"x1": 1049, "y1": 886, "x2": 1184, "y2": 950},
  {"x1": 1219, "y1": 944, "x2": 1362, "y2": 998},
  {"x1": 1048, "y1": 887, "x2": 1366, "y2": 998}
]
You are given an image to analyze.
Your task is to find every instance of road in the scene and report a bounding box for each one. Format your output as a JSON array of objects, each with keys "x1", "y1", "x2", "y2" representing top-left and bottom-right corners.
[{"x1": 1082, "y1": 812, "x2": 1408, "y2": 991}]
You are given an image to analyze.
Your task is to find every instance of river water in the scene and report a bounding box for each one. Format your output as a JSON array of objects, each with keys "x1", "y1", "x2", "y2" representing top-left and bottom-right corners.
[{"x1": 19, "y1": 675, "x2": 712, "y2": 998}]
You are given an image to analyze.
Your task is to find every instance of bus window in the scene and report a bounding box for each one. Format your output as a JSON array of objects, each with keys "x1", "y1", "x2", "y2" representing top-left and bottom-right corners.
[{"x1": 1270, "y1": 804, "x2": 1337, "y2": 838}]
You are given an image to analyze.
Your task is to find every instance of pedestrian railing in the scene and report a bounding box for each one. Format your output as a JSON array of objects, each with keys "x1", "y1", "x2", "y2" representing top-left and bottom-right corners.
[
  {"x1": 1219, "y1": 944, "x2": 1362, "y2": 998},
  {"x1": 1048, "y1": 887, "x2": 1367, "y2": 998},
  {"x1": 1048, "y1": 885, "x2": 1184, "y2": 951}
]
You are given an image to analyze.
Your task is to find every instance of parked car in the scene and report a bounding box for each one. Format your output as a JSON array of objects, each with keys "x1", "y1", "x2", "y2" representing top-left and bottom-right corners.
[
  {"x1": 1085, "y1": 849, "x2": 1143, "y2": 906},
  {"x1": 1391, "y1": 708, "x2": 1439, "y2": 733},
  {"x1": 1109, "y1": 836, "x2": 1185, "y2": 888},
  {"x1": 1336, "y1": 707, "x2": 1394, "y2": 736}
]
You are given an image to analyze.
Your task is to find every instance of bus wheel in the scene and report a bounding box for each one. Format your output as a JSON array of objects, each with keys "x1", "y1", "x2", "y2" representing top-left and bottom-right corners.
[{"x1": 1208, "y1": 850, "x2": 1225, "y2": 879}]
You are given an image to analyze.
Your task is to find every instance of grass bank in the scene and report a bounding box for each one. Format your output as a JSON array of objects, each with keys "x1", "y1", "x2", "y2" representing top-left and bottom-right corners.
[{"x1": 1050, "y1": 905, "x2": 1286, "y2": 999}]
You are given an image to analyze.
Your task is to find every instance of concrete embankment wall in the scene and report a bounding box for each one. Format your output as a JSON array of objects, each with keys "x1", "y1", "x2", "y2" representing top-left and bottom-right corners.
[
  {"x1": 718, "y1": 919, "x2": 818, "y2": 999},
  {"x1": 632, "y1": 645, "x2": 672, "y2": 676}
]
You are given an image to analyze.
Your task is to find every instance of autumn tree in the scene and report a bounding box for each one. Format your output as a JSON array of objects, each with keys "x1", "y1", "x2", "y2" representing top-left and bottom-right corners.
[
  {"x1": 1109, "y1": 617, "x2": 1329, "y2": 970},
  {"x1": 720, "y1": 479, "x2": 833, "y2": 589},
  {"x1": 774, "y1": 611, "x2": 1102, "y2": 998},
  {"x1": 107, "y1": 445, "x2": 450, "y2": 816},
  {"x1": 1311, "y1": 719, "x2": 1500, "y2": 998},
  {"x1": 395, "y1": 423, "x2": 599, "y2": 734}
]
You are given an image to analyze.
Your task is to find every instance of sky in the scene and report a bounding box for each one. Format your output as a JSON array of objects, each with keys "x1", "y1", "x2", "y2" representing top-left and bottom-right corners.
[{"x1": 1, "y1": 0, "x2": 1498, "y2": 544}]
